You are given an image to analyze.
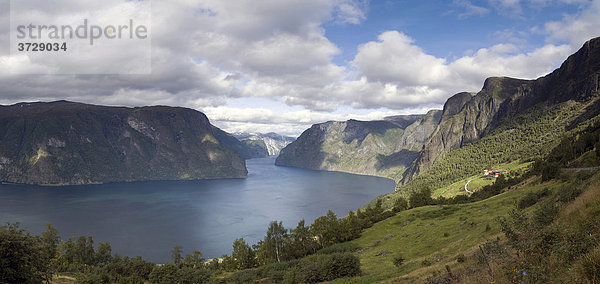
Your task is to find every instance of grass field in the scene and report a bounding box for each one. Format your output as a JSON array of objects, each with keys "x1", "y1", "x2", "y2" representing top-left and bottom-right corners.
[
  {"x1": 432, "y1": 161, "x2": 533, "y2": 198},
  {"x1": 334, "y1": 174, "x2": 563, "y2": 283}
]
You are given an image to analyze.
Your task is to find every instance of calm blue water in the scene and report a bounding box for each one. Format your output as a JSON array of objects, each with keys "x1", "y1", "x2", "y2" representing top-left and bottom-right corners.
[{"x1": 0, "y1": 157, "x2": 394, "y2": 263}]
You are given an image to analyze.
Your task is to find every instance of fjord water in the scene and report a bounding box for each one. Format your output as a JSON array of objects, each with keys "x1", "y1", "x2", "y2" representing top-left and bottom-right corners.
[{"x1": 0, "y1": 157, "x2": 393, "y2": 263}]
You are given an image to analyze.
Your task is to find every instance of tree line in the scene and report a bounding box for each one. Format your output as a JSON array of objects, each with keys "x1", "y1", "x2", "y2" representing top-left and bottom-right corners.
[{"x1": 0, "y1": 200, "x2": 395, "y2": 283}]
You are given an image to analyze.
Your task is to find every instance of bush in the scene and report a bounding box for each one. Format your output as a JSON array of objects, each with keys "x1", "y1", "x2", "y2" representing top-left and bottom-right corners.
[
  {"x1": 517, "y1": 188, "x2": 550, "y2": 209},
  {"x1": 227, "y1": 269, "x2": 260, "y2": 284},
  {"x1": 421, "y1": 259, "x2": 433, "y2": 267},
  {"x1": 558, "y1": 184, "x2": 582, "y2": 202},
  {"x1": 393, "y1": 255, "x2": 404, "y2": 267},
  {"x1": 578, "y1": 246, "x2": 600, "y2": 283},
  {"x1": 532, "y1": 200, "x2": 559, "y2": 227},
  {"x1": 392, "y1": 197, "x2": 408, "y2": 213},
  {"x1": 542, "y1": 162, "x2": 561, "y2": 182},
  {"x1": 315, "y1": 242, "x2": 360, "y2": 255},
  {"x1": 291, "y1": 253, "x2": 361, "y2": 283},
  {"x1": 409, "y1": 187, "x2": 433, "y2": 208},
  {"x1": 148, "y1": 264, "x2": 178, "y2": 284},
  {"x1": 456, "y1": 253, "x2": 466, "y2": 263},
  {"x1": 518, "y1": 191, "x2": 541, "y2": 209},
  {"x1": 257, "y1": 259, "x2": 300, "y2": 282}
]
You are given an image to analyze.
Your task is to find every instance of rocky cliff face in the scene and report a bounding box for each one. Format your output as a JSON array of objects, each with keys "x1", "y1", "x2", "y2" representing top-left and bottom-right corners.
[
  {"x1": 0, "y1": 101, "x2": 247, "y2": 185},
  {"x1": 402, "y1": 37, "x2": 600, "y2": 184},
  {"x1": 234, "y1": 132, "x2": 295, "y2": 156},
  {"x1": 396, "y1": 110, "x2": 442, "y2": 148},
  {"x1": 213, "y1": 128, "x2": 269, "y2": 159},
  {"x1": 275, "y1": 116, "x2": 439, "y2": 180}
]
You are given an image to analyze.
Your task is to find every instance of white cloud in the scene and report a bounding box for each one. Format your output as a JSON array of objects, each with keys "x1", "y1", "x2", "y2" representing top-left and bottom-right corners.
[
  {"x1": 453, "y1": 0, "x2": 490, "y2": 18},
  {"x1": 333, "y1": 0, "x2": 368, "y2": 24},
  {"x1": 343, "y1": 31, "x2": 571, "y2": 110},
  {"x1": 353, "y1": 31, "x2": 450, "y2": 86},
  {"x1": 0, "y1": 0, "x2": 597, "y2": 137},
  {"x1": 545, "y1": 0, "x2": 600, "y2": 49}
]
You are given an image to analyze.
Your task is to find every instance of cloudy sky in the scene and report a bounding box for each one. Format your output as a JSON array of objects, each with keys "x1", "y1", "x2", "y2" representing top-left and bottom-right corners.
[{"x1": 1, "y1": 0, "x2": 599, "y2": 136}]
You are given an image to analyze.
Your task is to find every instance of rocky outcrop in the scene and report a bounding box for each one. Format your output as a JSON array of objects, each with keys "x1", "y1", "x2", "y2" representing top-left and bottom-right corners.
[
  {"x1": 384, "y1": 114, "x2": 424, "y2": 129},
  {"x1": 402, "y1": 78, "x2": 532, "y2": 184},
  {"x1": 440, "y1": 92, "x2": 475, "y2": 124},
  {"x1": 402, "y1": 37, "x2": 600, "y2": 184},
  {"x1": 0, "y1": 101, "x2": 248, "y2": 185},
  {"x1": 398, "y1": 110, "x2": 442, "y2": 148}
]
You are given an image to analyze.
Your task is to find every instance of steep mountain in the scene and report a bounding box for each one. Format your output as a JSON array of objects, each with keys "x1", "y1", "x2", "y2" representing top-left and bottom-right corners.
[
  {"x1": 401, "y1": 36, "x2": 600, "y2": 188},
  {"x1": 212, "y1": 128, "x2": 269, "y2": 159},
  {"x1": 233, "y1": 132, "x2": 295, "y2": 156},
  {"x1": 401, "y1": 80, "x2": 529, "y2": 184},
  {"x1": 394, "y1": 110, "x2": 442, "y2": 148},
  {"x1": 0, "y1": 101, "x2": 247, "y2": 185},
  {"x1": 275, "y1": 115, "x2": 440, "y2": 180}
]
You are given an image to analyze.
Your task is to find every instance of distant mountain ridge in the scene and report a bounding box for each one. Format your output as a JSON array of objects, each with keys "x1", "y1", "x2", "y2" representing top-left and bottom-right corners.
[
  {"x1": 275, "y1": 113, "x2": 440, "y2": 180},
  {"x1": 0, "y1": 101, "x2": 248, "y2": 185},
  {"x1": 234, "y1": 132, "x2": 295, "y2": 156}
]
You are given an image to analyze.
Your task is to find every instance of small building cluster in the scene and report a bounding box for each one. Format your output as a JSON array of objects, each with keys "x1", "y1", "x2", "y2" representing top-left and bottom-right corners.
[{"x1": 484, "y1": 169, "x2": 501, "y2": 178}]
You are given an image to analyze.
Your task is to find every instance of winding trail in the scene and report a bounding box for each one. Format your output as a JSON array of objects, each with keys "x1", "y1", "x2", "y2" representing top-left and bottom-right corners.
[{"x1": 464, "y1": 178, "x2": 474, "y2": 194}]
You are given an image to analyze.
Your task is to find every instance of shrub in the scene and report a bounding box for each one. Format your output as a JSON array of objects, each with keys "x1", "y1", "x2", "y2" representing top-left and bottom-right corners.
[
  {"x1": 227, "y1": 269, "x2": 260, "y2": 284},
  {"x1": 392, "y1": 197, "x2": 408, "y2": 213},
  {"x1": 393, "y1": 255, "x2": 404, "y2": 267},
  {"x1": 578, "y1": 246, "x2": 600, "y2": 283},
  {"x1": 258, "y1": 259, "x2": 300, "y2": 282},
  {"x1": 558, "y1": 184, "x2": 582, "y2": 202},
  {"x1": 456, "y1": 253, "x2": 466, "y2": 263},
  {"x1": 517, "y1": 188, "x2": 550, "y2": 209},
  {"x1": 421, "y1": 259, "x2": 433, "y2": 267},
  {"x1": 532, "y1": 200, "x2": 559, "y2": 227},
  {"x1": 541, "y1": 162, "x2": 560, "y2": 182},
  {"x1": 291, "y1": 253, "x2": 361, "y2": 283},
  {"x1": 518, "y1": 191, "x2": 541, "y2": 209},
  {"x1": 409, "y1": 187, "x2": 433, "y2": 208}
]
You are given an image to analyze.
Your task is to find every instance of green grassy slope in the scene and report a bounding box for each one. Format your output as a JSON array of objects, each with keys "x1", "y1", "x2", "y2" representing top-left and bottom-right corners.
[{"x1": 335, "y1": 171, "x2": 597, "y2": 283}]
